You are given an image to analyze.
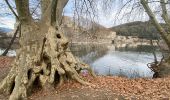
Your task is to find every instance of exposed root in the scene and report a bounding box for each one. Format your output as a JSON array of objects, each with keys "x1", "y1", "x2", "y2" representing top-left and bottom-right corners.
[
  {"x1": 0, "y1": 26, "x2": 95, "y2": 100},
  {"x1": 148, "y1": 56, "x2": 170, "y2": 78},
  {"x1": 0, "y1": 66, "x2": 16, "y2": 94}
]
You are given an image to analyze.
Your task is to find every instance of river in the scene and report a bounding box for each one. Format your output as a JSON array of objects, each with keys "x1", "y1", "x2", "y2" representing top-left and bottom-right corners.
[
  {"x1": 0, "y1": 43, "x2": 162, "y2": 78},
  {"x1": 70, "y1": 43, "x2": 162, "y2": 78}
]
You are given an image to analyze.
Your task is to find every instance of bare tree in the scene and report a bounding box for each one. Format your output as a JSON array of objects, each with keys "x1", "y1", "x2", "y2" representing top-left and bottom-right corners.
[
  {"x1": 113, "y1": 0, "x2": 170, "y2": 78},
  {"x1": 140, "y1": 0, "x2": 170, "y2": 77},
  {"x1": 0, "y1": 0, "x2": 95, "y2": 100},
  {"x1": 95, "y1": 0, "x2": 170, "y2": 77}
]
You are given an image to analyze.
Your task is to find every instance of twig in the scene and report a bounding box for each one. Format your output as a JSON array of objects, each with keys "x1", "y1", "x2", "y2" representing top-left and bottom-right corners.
[
  {"x1": 1, "y1": 22, "x2": 21, "y2": 56},
  {"x1": 4, "y1": 0, "x2": 19, "y2": 20}
]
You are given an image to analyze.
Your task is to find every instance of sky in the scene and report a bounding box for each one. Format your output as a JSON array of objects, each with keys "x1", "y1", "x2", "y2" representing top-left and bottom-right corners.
[
  {"x1": 0, "y1": 0, "x2": 150, "y2": 29},
  {"x1": 63, "y1": 0, "x2": 150, "y2": 28},
  {"x1": 0, "y1": 0, "x2": 15, "y2": 29}
]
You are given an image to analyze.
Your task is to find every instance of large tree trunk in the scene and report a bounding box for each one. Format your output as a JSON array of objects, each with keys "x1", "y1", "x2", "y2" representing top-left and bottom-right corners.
[
  {"x1": 0, "y1": 22, "x2": 93, "y2": 100},
  {"x1": 0, "y1": 0, "x2": 95, "y2": 100}
]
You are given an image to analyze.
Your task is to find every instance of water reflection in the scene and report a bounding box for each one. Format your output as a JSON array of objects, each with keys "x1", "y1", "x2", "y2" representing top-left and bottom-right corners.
[
  {"x1": 0, "y1": 49, "x2": 16, "y2": 56},
  {"x1": 0, "y1": 43, "x2": 162, "y2": 78},
  {"x1": 70, "y1": 44, "x2": 162, "y2": 78},
  {"x1": 116, "y1": 45, "x2": 159, "y2": 52},
  {"x1": 70, "y1": 43, "x2": 111, "y2": 64}
]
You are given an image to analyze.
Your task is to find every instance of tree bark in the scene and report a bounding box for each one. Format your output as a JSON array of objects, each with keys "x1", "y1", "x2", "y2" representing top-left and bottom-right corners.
[
  {"x1": 41, "y1": 0, "x2": 51, "y2": 15},
  {"x1": 15, "y1": 0, "x2": 32, "y2": 23},
  {"x1": 0, "y1": 0, "x2": 95, "y2": 100}
]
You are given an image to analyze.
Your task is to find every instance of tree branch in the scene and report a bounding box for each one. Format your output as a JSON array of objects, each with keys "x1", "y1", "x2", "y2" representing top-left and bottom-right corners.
[
  {"x1": 15, "y1": 0, "x2": 32, "y2": 22},
  {"x1": 5, "y1": 0, "x2": 19, "y2": 20},
  {"x1": 160, "y1": 0, "x2": 170, "y2": 31},
  {"x1": 50, "y1": 0, "x2": 58, "y2": 26},
  {"x1": 50, "y1": 0, "x2": 69, "y2": 26},
  {"x1": 56, "y1": 0, "x2": 69, "y2": 25},
  {"x1": 140, "y1": 0, "x2": 170, "y2": 48},
  {"x1": 1, "y1": 22, "x2": 20, "y2": 56}
]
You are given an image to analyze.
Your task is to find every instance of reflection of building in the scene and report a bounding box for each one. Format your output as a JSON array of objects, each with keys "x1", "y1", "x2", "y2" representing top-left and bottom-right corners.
[
  {"x1": 113, "y1": 35, "x2": 158, "y2": 48},
  {"x1": 106, "y1": 31, "x2": 117, "y2": 39},
  {"x1": 70, "y1": 44, "x2": 110, "y2": 64}
]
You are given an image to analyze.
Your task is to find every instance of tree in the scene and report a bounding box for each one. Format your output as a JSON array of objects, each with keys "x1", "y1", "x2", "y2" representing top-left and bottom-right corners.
[
  {"x1": 0, "y1": 0, "x2": 95, "y2": 100},
  {"x1": 140, "y1": 0, "x2": 170, "y2": 77},
  {"x1": 111, "y1": 0, "x2": 170, "y2": 78}
]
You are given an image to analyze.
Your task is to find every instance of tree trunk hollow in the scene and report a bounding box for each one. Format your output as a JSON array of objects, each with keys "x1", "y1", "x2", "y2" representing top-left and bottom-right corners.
[{"x1": 0, "y1": 24, "x2": 95, "y2": 100}]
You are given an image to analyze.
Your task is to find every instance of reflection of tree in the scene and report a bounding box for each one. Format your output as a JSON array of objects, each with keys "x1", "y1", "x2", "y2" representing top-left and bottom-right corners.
[
  {"x1": 115, "y1": 45, "x2": 159, "y2": 53},
  {"x1": 70, "y1": 44, "x2": 108, "y2": 64}
]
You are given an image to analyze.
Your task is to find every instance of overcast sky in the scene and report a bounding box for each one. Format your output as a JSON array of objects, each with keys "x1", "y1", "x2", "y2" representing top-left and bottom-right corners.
[{"x1": 0, "y1": 0, "x2": 150, "y2": 29}]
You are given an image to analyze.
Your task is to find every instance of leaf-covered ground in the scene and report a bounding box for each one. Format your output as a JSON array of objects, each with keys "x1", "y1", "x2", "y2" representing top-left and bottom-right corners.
[{"x1": 0, "y1": 57, "x2": 170, "y2": 100}]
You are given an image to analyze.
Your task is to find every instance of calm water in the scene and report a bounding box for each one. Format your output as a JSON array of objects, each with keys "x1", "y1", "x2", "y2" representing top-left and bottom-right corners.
[
  {"x1": 0, "y1": 44, "x2": 162, "y2": 78},
  {"x1": 0, "y1": 49, "x2": 16, "y2": 56},
  {"x1": 70, "y1": 43, "x2": 162, "y2": 78}
]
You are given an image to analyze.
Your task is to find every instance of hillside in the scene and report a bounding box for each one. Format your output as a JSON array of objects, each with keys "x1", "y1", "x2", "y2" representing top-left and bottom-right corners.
[
  {"x1": 0, "y1": 27, "x2": 12, "y2": 37},
  {"x1": 0, "y1": 27, "x2": 12, "y2": 33},
  {"x1": 0, "y1": 16, "x2": 116, "y2": 49},
  {"x1": 62, "y1": 16, "x2": 116, "y2": 43},
  {"x1": 109, "y1": 21, "x2": 162, "y2": 39}
]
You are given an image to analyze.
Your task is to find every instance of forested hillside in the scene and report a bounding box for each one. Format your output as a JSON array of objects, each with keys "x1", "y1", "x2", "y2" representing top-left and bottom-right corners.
[{"x1": 110, "y1": 21, "x2": 163, "y2": 39}]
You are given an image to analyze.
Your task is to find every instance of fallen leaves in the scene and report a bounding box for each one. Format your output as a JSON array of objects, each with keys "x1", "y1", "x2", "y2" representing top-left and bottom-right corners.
[
  {"x1": 1, "y1": 57, "x2": 170, "y2": 99},
  {"x1": 54, "y1": 74, "x2": 170, "y2": 99},
  {"x1": 0, "y1": 56, "x2": 14, "y2": 68}
]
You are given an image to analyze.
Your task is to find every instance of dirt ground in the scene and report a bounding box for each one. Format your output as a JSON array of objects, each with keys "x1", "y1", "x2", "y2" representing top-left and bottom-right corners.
[{"x1": 0, "y1": 56, "x2": 170, "y2": 100}]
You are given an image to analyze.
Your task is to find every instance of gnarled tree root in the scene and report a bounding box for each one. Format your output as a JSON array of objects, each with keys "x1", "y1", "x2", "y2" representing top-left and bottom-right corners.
[
  {"x1": 0, "y1": 27, "x2": 95, "y2": 100},
  {"x1": 148, "y1": 56, "x2": 170, "y2": 78}
]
